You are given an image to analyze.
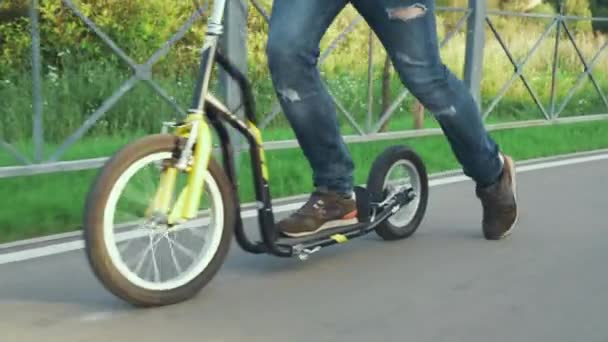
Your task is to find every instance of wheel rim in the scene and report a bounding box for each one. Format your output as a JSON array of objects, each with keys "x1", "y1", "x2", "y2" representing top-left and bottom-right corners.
[
  {"x1": 383, "y1": 159, "x2": 422, "y2": 227},
  {"x1": 102, "y1": 152, "x2": 224, "y2": 291}
]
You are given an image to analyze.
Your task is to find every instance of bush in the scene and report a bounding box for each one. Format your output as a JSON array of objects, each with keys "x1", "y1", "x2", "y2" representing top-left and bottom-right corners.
[
  {"x1": 591, "y1": 0, "x2": 608, "y2": 32},
  {"x1": 1, "y1": 0, "x2": 212, "y2": 75},
  {"x1": 530, "y1": 3, "x2": 558, "y2": 14}
]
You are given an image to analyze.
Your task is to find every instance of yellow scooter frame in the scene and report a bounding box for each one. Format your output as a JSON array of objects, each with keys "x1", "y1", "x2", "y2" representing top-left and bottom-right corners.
[{"x1": 147, "y1": 113, "x2": 213, "y2": 225}]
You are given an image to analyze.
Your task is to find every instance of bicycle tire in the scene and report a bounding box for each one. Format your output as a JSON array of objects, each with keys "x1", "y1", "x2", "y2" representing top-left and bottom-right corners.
[{"x1": 83, "y1": 134, "x2": 235, "y2": 307}]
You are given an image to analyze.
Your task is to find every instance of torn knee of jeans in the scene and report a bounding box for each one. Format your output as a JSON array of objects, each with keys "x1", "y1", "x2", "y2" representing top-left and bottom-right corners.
[
  {"x1": 386, "y1": 3, "x2": 427, "y2": 22},
  {"x1": 277, "y1": 88, "x2": 302, "y2": 103},
  {"x1": 435, "y1": 105, "x2": 457, "y2": 116},
  {"x1": 396, "y1": 52, "x2": 428, "y2": 67}
]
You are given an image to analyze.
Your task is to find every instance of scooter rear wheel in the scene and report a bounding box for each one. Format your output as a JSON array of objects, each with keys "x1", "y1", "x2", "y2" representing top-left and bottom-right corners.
[{"x1": 366, "y1": 145, "x2": 429, "y2": 240}]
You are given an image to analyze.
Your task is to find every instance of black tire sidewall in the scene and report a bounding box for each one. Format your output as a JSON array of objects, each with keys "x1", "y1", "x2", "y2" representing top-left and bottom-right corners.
[{"x1": 366, "y1": 145, "x2": 429, "y2": 240}]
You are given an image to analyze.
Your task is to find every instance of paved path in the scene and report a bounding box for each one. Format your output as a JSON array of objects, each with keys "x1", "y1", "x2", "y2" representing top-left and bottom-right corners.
[{"x1": 1, "y1": 157, "x2": 607, "y2": 342}]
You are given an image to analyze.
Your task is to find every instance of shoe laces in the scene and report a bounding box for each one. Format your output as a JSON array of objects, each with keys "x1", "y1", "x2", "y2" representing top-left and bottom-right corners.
[{"x1": 296, "y1": 191, "x2": 327, "y2": 216}]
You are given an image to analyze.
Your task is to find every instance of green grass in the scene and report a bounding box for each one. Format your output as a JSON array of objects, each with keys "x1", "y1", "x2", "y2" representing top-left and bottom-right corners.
[{"x1": 1, "y1": 119, "x2": 608, "y2": 244}]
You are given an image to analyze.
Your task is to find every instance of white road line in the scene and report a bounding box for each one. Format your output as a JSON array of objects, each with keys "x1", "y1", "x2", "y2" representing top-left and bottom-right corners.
[
  {"x1": 0, "y1": 240, "x2": 84, "y2": 265},
  {"x1": 517, "y1": 153, "x2": 608, "y2": 172},
  {"x1": 0, "y1": 230, "x2": 84, "y2": 250},
  {"x1": 0, "y1": 152, "x2": 606, "y2": 266}
]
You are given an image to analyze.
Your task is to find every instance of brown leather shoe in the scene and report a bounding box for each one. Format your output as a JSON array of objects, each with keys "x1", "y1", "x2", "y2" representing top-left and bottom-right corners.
[
  {"x1": 476, "y1": 154, "x2": 518, "y2": 240},
  {"x1": 277, "y1": 189, "x2": 358, "y2": 238}
]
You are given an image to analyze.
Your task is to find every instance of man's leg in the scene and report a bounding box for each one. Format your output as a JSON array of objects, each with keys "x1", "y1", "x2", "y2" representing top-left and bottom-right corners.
[
  {"x1": 351, "y1": 0, "x2": 517, "y2": 239},
  {"x1": 267, "y1": 0, "x2": 359, "y2": 237}
]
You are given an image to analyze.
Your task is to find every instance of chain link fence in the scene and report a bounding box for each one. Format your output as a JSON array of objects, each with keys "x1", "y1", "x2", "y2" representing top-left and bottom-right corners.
[{"x1": 1, "y1": 0, "x2": 607, "y2": 179}]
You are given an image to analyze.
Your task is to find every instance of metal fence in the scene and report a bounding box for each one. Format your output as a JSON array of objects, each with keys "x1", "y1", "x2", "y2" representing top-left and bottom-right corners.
[{"x1": 1, "y1": 0, "x2": 607, "y2": 179}]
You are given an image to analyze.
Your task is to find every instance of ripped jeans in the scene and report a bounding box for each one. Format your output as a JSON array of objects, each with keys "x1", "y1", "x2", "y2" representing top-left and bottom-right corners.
[{"x1": 266, "y1": 0, "x2": 503, "y2": 194}]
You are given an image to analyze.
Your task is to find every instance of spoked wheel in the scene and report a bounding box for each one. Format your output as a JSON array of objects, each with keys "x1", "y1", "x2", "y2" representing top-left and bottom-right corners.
[
  {"x1": 367, "y1": 145, "x2": 429, "y2": 240},
  {"x1": 83, "y1": 134, "x2": 235, "y2": 307}
]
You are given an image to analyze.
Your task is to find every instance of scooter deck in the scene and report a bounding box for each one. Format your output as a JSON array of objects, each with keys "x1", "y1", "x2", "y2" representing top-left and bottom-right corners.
[
  {"x1": 275, "y1": 221, "x2": 371, "y2": 247},
  {"x1": 260, "y1": 186, "x2": 412, "y2": 257}
]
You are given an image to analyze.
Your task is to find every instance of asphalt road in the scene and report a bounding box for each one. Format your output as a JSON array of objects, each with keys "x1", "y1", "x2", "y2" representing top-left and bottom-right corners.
[{"x1": 1, "y1": 157, "x2": 607, "y2": 342}]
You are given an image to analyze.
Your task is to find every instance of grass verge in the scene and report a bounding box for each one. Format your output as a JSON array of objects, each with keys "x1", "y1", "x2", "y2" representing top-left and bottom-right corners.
[{"x1": 2, "y1": 119, "x2": 608, "y2": 244}]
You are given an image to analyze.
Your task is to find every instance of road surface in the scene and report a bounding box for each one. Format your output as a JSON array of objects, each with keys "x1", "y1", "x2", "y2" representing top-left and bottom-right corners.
[{"x1": 1, "y1": 155, "x2": 607, "y2": 342}]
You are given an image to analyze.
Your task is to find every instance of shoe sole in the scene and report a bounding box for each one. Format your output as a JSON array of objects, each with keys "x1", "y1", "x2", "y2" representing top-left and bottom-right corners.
[{"x1": 281, "y1": 217, "x2": 359, "y2": 238}]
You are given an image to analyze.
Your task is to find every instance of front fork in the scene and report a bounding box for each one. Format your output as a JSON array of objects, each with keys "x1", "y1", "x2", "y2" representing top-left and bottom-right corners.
[{"x1": 147, "y1": 112, "x2": 213, "y2": 225}]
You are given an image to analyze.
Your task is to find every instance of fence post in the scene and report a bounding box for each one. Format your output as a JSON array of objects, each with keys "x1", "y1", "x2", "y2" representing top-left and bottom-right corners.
[
  {"x1": 463, "y1": 0, "x2": 487, "y2": 113},
  {"x1": 30, "y1": 0, "x2": 44, "y2": 162},
  {"x1": 219, "y1": 0, "x2": 248, "y2": 174}
]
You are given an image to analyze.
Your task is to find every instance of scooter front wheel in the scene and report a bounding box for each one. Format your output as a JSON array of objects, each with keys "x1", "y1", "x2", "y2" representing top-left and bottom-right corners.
[
  {"x1": 83, "y1": 134, "x2": 235, "y2": 307},
  {"x1": 366, "y1": 145, "x2": 429, "y2": 240}
]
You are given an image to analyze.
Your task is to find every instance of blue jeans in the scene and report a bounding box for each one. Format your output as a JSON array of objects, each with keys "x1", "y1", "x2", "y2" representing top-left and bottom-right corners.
[{"x1": 266, "y1": 0, "x2": 503, "y2": 194}]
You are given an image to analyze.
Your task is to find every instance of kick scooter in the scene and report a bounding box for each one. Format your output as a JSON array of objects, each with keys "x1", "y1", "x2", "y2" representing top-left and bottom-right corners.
[{"x1": 82, "y1": 0, "x2": 429, "y2": 307}]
